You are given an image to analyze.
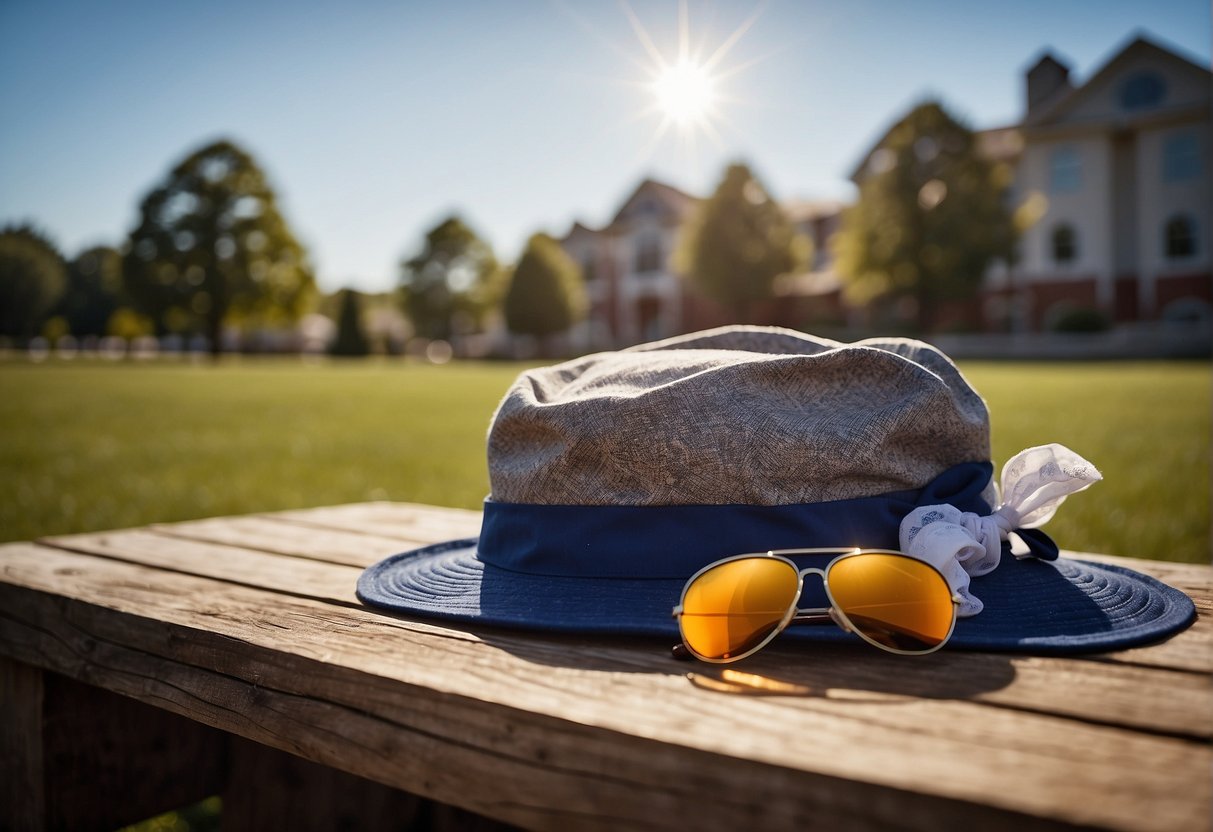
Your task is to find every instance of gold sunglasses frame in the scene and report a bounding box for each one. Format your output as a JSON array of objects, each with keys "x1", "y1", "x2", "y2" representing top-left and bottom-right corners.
[{"x1": 671, "y1": 548, "x2": 961, "y2": 663}]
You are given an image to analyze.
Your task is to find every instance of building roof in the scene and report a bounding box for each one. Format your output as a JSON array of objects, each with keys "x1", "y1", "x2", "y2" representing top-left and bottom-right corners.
[
  {"x1": 1024, "y1": 33, "x2": 1212, "y2": 127},
  {"x1": 607, "y1": 177, "x2": 699, "y2": 229},
  {"x1": 561, "y1": 178, "x2": 700, "y2": 242},
  {"x1": 847, "y1": 33, "x2": 1210, "y2": 183}
]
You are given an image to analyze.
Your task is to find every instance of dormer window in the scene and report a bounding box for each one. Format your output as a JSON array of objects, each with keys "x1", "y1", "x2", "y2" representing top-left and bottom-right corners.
[{"x1": 1119, "y1": 72, "x2": 1166, "y2": 110}]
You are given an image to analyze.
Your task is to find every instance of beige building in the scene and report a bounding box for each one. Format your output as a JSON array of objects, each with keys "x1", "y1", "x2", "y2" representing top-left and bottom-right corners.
[
  {"x1": 564, "y1": 34, "x2": 1209, "y2": 345},
  {"x1": 993, "y1": 35, "x2": 1212, "y2": 331},
  {"x1": 561, "y1": 179, "x2": 696, "y2": 349},
  {"x1": 560, "y1": 181, "x2": 846, "y2": 348}
]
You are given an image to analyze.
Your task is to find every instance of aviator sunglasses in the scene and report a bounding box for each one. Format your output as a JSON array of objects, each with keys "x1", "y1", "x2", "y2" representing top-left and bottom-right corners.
[{"x1": 672, "y1": 548, "x2": 960, "y2": 662}]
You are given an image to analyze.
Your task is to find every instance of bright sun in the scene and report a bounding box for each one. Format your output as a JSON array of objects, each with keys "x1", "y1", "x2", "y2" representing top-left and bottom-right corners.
[{"x1": 652, "y1": 60, "x2": 716, "y2": 126}]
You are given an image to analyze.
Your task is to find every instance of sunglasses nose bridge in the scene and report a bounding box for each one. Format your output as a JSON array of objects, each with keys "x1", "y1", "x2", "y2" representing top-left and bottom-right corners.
[{"x1": 793, "y1": 567, "x2": 831, "y2": 612}]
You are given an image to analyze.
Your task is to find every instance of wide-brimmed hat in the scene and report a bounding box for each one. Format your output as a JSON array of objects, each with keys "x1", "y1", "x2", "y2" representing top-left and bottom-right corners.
[{"x1": 358, "y1": 326, "x2": 1194, "y2": 653}]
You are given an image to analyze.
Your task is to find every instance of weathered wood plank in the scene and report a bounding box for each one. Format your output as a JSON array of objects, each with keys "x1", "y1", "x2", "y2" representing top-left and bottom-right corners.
[
  {"x1": 150, "y1": 515, "x2": 419, "y2": 567},
  {"x1": 0, "y1": 590, "x2": 1152, "y2": 832},
  {"x1": 43, "y1": 528, "x2": 365, "y2": 605},
  {"x1": 30, "y1": 528, "x2": 1213, "y2": 739},
  {"x1": 0, "y1": 657, "x2": 226, "y2": 832},
  {"x1": 224, "y1": 735, "x2": 518, "y2": 832},
  {"x1": 1, "y1": 657, "x2": 46, "y2": 831},
  {"x1": 267, "y1": 501, "x2": 481, "y2": 544},
  {"x1": 1, "y1": 543, "x2": 1209, "y2": 831},
  {"x1": 40, "y1": 669, "x2": 227, "y2": 830}
]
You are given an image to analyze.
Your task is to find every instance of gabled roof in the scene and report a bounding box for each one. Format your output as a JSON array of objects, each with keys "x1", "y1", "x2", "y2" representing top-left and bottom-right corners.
[
  {"x1": 1025, "y1": 33, "x2": 1212, "y2": 127},
  {"x1": 607, "y1": 177, "x2": 699, "y2": 228},
  {"x1": 561, "y1": 177, "x2": 700, "y2": 242},
  {"x1": 561, "y1": 220, "x2": 598, "y2": 242}
]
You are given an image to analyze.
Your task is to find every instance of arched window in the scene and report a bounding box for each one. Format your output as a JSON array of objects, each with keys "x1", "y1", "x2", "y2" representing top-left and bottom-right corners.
[
  {"x1": 1049, "y1": 146, "x2": 1081, "y2": 193},
  {"x1": 1165, "y1": 216, "x2": 1197, "y2": 259},
  {"x1": 634, "y1": 232, "x2": 662, "y2": 273},
  {"x1": 1119, "y1": 72, "x2": 1166, "y2": 110},
  {"x1": 1052, "y1": 224, "x2": 1078, "y2": 264}
]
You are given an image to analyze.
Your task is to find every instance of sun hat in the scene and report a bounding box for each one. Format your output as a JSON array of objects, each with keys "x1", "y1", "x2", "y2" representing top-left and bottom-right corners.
[{"x1": 357, "y1": 326, "x2": 1195, "y2": 654}]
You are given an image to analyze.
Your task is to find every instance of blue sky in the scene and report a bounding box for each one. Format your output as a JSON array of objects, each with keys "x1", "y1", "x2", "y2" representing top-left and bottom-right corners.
[{"x1": 1, "y1": 0, "x2": 1208, "y2": 293}]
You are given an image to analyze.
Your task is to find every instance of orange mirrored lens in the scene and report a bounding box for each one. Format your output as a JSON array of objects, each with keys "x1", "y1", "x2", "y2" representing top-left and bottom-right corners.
[
  {"x1": 826, "y1": 554, "x2": 954, "y2": 652},
  {"x1": 679, "y1": 557, "x2": 799, "y2": 660}
]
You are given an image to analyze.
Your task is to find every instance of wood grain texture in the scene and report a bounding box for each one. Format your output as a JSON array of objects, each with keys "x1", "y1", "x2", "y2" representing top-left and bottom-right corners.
[
  {"x1": 224, "y1": 735, "x2": 518, "y2": 832},
  {"x1": 35, "y1": 526, "x2": 1213, "y2": 739},
  {"x1": 2, "y1": 532, "x2": 1211, "y2": 832},
  {"x1": 2, "y1": 538, "x2": 1213, "y2": 829},
  {"x1": 39, "y1": 669, "x2": 227, "y2": 831},
  {"x1": 0, "y1": 658, "x2": 226, "y2": 832},
  {"x1": 1, "y1": 657, "x2": 45, "y2": 831}
]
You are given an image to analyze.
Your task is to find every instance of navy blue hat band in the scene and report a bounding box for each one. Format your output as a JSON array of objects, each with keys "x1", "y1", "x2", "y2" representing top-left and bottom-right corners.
[{"x1": 477, "y1": 462, "x2": 995, "y2": 580}]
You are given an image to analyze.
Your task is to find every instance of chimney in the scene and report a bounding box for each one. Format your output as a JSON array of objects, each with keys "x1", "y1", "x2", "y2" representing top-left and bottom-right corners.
[{"x1": 1026, "y1": 53, "x2": 1072, "y2": 116}]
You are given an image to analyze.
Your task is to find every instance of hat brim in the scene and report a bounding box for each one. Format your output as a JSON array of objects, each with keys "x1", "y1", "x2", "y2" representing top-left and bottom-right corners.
[{"x1": 356, "y1": 539, "x2": 1196, "y2": 654}]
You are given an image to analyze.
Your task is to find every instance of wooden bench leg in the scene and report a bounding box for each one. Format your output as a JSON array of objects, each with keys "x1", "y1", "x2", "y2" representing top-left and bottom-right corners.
[
  {"x1": 224, "y1": 736, "x2": 519, "y2": 832},
  {"x1": 0, "y1": 657, "x2": 227, "y2": 832}
]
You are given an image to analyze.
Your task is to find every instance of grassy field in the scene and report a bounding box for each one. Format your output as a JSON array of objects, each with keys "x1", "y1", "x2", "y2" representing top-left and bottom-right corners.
[{"x1": 1, "y1": 357, "x2": 1208, "y2": 562}]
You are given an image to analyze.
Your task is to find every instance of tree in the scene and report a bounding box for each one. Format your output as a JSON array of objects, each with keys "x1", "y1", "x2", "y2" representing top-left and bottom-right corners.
[
  {"x1": 502, "y1": 233, "x2": 586, "y2": 347},
  {"x1": 0, "y1": 224, "x2": 67, "y2": 342},
  {"x1": 835, "y1": 101, "x2": 1016, "y2": 332},
  {"x1": 123, "y1": 139, "x2": 314, "y2": 356},
  {"x1": 400, "y1": 216, "x2": 498, "y2": 341},
  {"x1": 60, "y1": 246, "x2": 124, "y2": 337},
  {"x1": 330, "y1": 289, "x2": 370, "y2": 357},
  {"x1": 676, "y1": 163, "x2": 806, "y2": 322}
]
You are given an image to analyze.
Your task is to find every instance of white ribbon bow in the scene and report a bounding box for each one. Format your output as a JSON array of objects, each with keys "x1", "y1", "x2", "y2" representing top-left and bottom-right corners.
[{"x1": 899, "y1": 444, "x2": 1102, "y2": 617}]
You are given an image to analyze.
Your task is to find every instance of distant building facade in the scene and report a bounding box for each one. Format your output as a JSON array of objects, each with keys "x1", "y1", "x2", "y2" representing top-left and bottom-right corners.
[
  {"x1": 561, "y1": 179, "x2": 695, "y2": 349},
  {"x1": 997, "y1": 36, "x2": 1212, "y2": 331},
  {"x1": 559, "y1": 181, "x2": 847, "y2": 348},
  {"x1": 853, "y1": 34, "x2": 1212, "y2": 333},
  {"x1": 564, "y1": 34, "x2": 1209, "y2": 346}
]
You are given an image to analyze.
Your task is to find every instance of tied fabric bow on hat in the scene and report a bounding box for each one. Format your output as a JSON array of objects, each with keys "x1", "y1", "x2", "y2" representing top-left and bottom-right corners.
[{"x1": 900, "y1": 444, "x2": 1103, "y2": 616}]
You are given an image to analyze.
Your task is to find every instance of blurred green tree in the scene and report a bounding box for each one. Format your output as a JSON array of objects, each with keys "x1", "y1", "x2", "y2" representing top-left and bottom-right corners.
[
  {"x1": 400, "y1": 216, "x2": 498, "y2": 341},
  {"x1": 0, "y1": 224, "x2": 67, "y2": 341},
  {"x1": 676, "y1": 163, "x2": 807, "y2": 322},
  {"x1": 330, "y1": 288, "x2": 371, "y2": 357},
  {"x1": 123, "y1": 139, "x2": 315, "y2": 355},
  {"x1": 60, "y1": 246, "x2": 124, "y2": 337},
  {"x1": 835, "y1": 101, "x2": 1016, "y2": 332},
  {"x1": 503, "y1": 233, "x2": 586, "y2": 349}
]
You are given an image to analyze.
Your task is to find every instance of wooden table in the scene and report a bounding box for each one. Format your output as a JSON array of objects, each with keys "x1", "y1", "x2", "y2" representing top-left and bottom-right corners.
[{"x1": 1, "y1": 502, "x2": 1209, "y2": 831}]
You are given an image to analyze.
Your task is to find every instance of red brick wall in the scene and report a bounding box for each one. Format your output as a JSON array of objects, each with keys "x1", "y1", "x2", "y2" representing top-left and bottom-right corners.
[
  {"x1": 1154, "y1": 272, "x2": 1213, "y2": 315},
  {"x1": 1113, "y1": 278, "x2": 1139, "y2": 323},
  {"x1": 1027, "y1": 278, "x2": 1099, "y2": 330}
]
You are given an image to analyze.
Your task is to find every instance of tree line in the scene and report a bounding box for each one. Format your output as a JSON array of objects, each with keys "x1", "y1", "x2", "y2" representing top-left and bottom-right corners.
[{"x1": 0, "y1": 100, "x2": 1016, "y2": 356}]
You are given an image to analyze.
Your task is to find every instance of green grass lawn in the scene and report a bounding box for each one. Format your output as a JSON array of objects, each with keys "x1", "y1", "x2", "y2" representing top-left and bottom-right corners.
[{"x1": 1, "y1": 357, "x2": 1208, "y2": 562}]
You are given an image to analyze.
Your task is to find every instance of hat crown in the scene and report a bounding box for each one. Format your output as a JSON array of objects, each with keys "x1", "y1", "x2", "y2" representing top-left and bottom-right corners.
[{"x1": 488, "y1": 326, "x2": 991, "y2": 506}]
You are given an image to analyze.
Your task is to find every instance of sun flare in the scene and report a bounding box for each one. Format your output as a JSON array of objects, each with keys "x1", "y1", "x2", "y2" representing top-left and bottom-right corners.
[{"x1": 652, "y1": 60, "x2": 716, "y2": 126}]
